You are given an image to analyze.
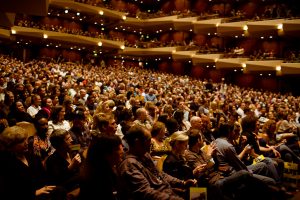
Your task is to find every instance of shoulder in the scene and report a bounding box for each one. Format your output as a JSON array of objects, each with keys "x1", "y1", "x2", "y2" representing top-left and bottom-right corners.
[{"x1": 119, "y1": 155, "x2": 143, "y2": 173}]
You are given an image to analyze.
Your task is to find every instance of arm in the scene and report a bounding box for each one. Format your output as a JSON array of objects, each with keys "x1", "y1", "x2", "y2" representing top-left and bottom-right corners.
[
  {"x1": 224, "y1": 146, "x2": 248, "y2": 171},
  {"x1": 119, "y1": 160, "x2": 183, "y2": 200}
]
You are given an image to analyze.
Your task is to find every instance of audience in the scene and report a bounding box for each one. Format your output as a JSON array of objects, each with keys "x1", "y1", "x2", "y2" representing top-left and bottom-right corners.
[{"x1": 0, "y1": 54, "x2": 299, "y2": 199}]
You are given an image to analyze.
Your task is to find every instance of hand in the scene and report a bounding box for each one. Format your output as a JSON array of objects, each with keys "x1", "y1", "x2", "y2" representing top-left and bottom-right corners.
[
  {"x1": 206, "y1": 142, "x2": 217, "y2": 157},
  {"x1": 193, "y1": 164, "x2": 207, "y2": 176},
  {"x1": 69, "y1": 153, "x2": 81, "y2": 170},
  {"x1": 244, "y1": 144, "x2": 252, "y2": 153},
  {"x1": 271, "y1": 147, "x2": 281, "y2": 158},
  {"x1": 36, "y1": 185, "x2": 56, "y2": 196},
  {"x1": 183, "y1": 179, "x2": 197, "y2": 187}
]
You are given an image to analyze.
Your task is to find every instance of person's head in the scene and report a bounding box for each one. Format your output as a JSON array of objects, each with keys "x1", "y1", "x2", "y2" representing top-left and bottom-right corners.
[
  {"x1": 170, "y1": 131, "x2": 189, "y2": 155},
  {"x1": 93, "y1": 114, "x2": 117, "y2": 135},
  {"x1": 86, "y1": 135, "x2": 123, "y2": 167},
  {"x1": 14, "y1": 101, "x2": 26, "y2": 113},
  {"x1": 0, "y1": 126, "x2": 28, "y2": 154},
  {"x1": 124, "y1": 125, "x2": 151, "y2": 156},
  {"x1": 173, "y1": 110, "x2": 184, "y2": 123},
  {"x1": 151, "y1": 121, "x2": 166, "y2": 140},
  {"x1": 34, "y1": 116, "x2": 48, "y2": 137},
  {"x1": 41, "y1": 97, "x2": 53, "y2": 109},
  {"x1": 217, "y1": 123, "x2": 232, "y2": 138},
  {"x1": 188, "y1": 129, "x2": 203, "y2": 150},
  {"x1": 50, "y1": 106, "x2": 66, "y2": 123},
  {"x1": 4, "y1": 91, "x2": 14, "y2": 105},
  {"x1": 135, "y1": 107, "x2": 148, "y2": 121},
  {"x1": 79, "y1": 89, "x2": 87, "y2": 99},
  {"x1": 190, "y1": 116, "x2": 202, "y2": 130},
  {"x1": 262, "y1": 119, "x2": 276, "y2": 136},
  {"x1": 102, "y1": 100, "x2": 115, "y2": 113},
  {"x1": 201, "y1": 115, "x2": 212, "y2": 130},
  {"x1": 50, "y1": 129, "x2": 73, "y2": 151},
  {"x1": 241, "y1": 115, "x2": 258, "y2": 133},
  {"x1": 32, "y1": 94, "x2": 42, "y2": 107}
]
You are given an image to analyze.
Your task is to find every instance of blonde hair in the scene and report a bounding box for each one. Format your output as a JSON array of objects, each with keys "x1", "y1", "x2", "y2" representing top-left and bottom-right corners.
[{"x1": 0, "y1": 126, "x2": 28, "y2": 150}]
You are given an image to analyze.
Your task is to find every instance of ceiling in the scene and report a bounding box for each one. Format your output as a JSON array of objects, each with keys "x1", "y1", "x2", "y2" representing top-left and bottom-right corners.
[{"x1": 0, "y1": 0, "x2": 300, "y2": 75}]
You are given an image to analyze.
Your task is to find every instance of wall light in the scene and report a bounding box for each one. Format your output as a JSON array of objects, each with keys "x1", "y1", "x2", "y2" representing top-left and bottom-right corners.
[{"x1": 276, "y1": 66, "x2": 281, "y2": 71}]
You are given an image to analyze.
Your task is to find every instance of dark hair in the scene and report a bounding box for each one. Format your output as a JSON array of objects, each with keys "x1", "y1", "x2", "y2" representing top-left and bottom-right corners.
[
  {"x1": 241, "y1": 115, "x2": 258, "y2": 132},
  {"x1": 124, "y1": 125, "x2": 147, "y2": 147},
  {"x1": 41, "y1": 96, "x2": 52, "y2": 108},
  {"x1": 217, "y1": 123, "x2": 233, "y2": 138},
  {"x1": 86, "y1": 134, "x2": 122, "y2": 165},
  {"x1": 165, "y1": 118, "x2": 179, "y2": 136},
  {"x1": 151, "y1": 122, "x2": 165, "y2": 137},
  {"x1": 50, "y1": 106, "x2": 64, "y2": 124},
  {"x1": 50, "y1": 129, "x2": 69, "y2": 149},
  {"x1": 157, "y1": 113, "x2": 168, "y2": 124},
  {"x1": 188, "y1": 129, "x2": 202, "y2": 148}
]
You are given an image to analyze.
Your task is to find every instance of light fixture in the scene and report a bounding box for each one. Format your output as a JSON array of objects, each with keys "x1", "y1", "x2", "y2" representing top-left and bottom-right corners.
[
  {"x1": 65, "y1": 10, "x2": 68, "y2": 14},
  {"x1": 120, "y1": 45, "x2": 125, "y2": 50},
  {"x1": 242, "y1": 63, "x2": 246, "y2": 68},
  {"x1": 99, "y1": 10, "x2": 104, "y2": 15},
  {"x1": 122, "y1": 15, "x2": 126, "y2": 20},
  {"x1": 43, "y1": 34, "x2": 48, "y2": 39},
  {"x1": 243, "y1": 25, "x2": 248, "y2": 31},
  {"x1": 77, "y1": 12, "x2": 80, "y2": 16},
  {"x1": 276, "y1": 66, "x2": 281, "y2": 71},
  {"x1": 11, "y1": 29, "x2": 16, "y2": 34},
  {"x1": 277, "y1": 24, "x2": 283, "y2": 30},
  {"x1": 98, "y1": 42, "x2": 102, "y2": 46}
]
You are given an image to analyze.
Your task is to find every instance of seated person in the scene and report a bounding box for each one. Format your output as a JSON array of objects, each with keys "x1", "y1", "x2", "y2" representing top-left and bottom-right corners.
[
  {"x1": 150, "y1": 121, "x2": 171, "y2": 157},
  {"x1": 163, "y1": 131, "x2": 193, "y2": 181},
  {"x1": 45, "y1": 129, "x2": 82, "y2": 193},
  {"x1": 0, "y1": 126, "x2": 61, "y2": 200},
  {"x1": 118, "y1": 125, "x2": 196, "y2": 200},
  {"x1": 79, "y1": 134, "x2": 124, "y2": 200}
]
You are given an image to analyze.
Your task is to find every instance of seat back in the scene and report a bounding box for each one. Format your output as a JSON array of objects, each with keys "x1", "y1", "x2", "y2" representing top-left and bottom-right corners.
[
  {"x1": 283, "y1": 162, "x2": 299, "y2": 186},
  {"x1": 156, "y1": 155, "x2": 167, "y2": 172}
]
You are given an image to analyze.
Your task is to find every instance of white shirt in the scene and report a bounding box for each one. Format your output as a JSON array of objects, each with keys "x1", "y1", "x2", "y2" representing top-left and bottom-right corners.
[
  {"x1": 47, "y1": 120, "x2": 71, "y2": 135},
  {"x1": 27, "y1": 105, "x2": 41, "y2": 118}
]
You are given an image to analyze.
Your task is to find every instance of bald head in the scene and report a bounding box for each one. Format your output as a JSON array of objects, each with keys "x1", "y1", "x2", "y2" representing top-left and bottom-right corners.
[{"x1": 190, "y1": 116, "x2": 202, "y2": 130}]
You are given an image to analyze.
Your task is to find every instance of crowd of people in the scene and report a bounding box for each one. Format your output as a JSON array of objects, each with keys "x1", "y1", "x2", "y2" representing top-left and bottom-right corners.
[{"x1": 0, "y1": 53, "x2": 300, "y2": 199}]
